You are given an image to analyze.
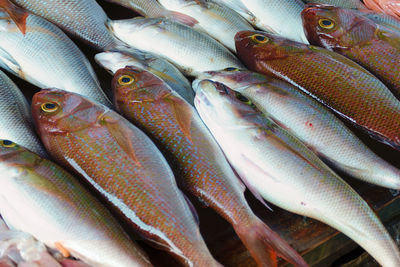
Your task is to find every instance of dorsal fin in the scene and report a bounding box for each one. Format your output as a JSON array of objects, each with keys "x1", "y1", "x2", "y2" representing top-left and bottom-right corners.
[{"x1": 0, "y1": 0, "x2": 28, "y2": 34}]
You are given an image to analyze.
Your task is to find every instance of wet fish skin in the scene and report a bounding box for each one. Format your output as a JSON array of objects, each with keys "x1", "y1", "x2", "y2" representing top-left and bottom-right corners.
[
  {"x1": 11, "y1": 0, "x2": 119, "y2": 50},
  {"x1": 301, "y1": 0, "x2": 365, "y2": 9},
  {"x1": 197, "y1": 69, "x2": 400, "y2": 189},
  {"x1": 364, "y1": 0, "x2": 400, "y2": 20},
  {"x1": 302, "y1": 4, "x2": 400, "y2": 98},
  {"x1": 194, "y1": 79, "x2": 400, "y2": 267},
  {"x1": 0, "y1": 70, "x2": 46, "y2": 158},
  {"x1": 0, "y1": 11, "x2": 111, "y2": 107},
  {"x1": 112, "y1": 66, "x2": 308, "y2": 267},
  {"x1": 157, "y1": 0, "x2": 254, "y2": 51},
  {"x1": 95, "y1": 49, "x2": 194, "y2": 105},
  {"x1": 109, "y1": 17, "x2": 244, "y2": 77},
  {"x1": 235, "y1": 30, "x2": 400, "y2": 150},
  {"x1": 31, "y1": 89, "x2": 221, "y2": 267},
  {"x1": 360, "y1": 10, "x2": 400, "y2": 33},
  {"x1": 0, "y1": 140, "x2": 152, "y2": 267}
]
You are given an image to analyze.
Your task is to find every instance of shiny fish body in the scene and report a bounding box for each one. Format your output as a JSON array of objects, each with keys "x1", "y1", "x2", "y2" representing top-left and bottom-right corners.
[
  {"x1": 31, "y1": 89, "x2": 221, "y2": 267},
  {"x1": 364, "y1": 0, "x2": 400, "y2": 20},
  {"x1": 12, "y1": 0, "x2": 119, "y2": 50},
  {"x1": 235, "y1": 31, "x2": 400, "y2": 150},
  {"x1": 197, "y1": 69, "x2": 400, "y2": 189},
  {"x1": 302, "y1": 4, "x2": 400, "y2": 99},
  {"x1": 194, "y1": 79, "x2": 400, "y2": 267},
  {"x1": 157, "y1": 0, "x2": 254, "y2": 51},
  {"x1": 103, "y1": 0, "x2": 172, "y2": 18},
  {"x1": 95, "y1": 49, "x2": 194, "y2": 105},
  {"x1": 0, "y1": 70, "x2": 46, "y2": 158},
  {"x1": 112, "y1": 66, "x2": 308, "y2": 267},
  {"x1": 361, "y1": 11, "x2": 400, "y2": 33},
  {"x1": 0, "y1": 11, "x2": 111, "y2": 107},
  {"x1": 0, "y1": 142, "x2": 152, "y2": 267},
  {"x1": 109, "y1": 17, "x2": 244, "y2": 76},
  {"x1": 212, "y1": 0, "x2": 260, "y2": 26},
  {"x1": 302, "y1": 0, "x2": 365, "y2": 9}
]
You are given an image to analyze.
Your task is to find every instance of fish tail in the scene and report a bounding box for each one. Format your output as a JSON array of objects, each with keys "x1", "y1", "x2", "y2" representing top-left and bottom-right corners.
[
  {"x1": 0, "y1": 0, "x2": 28, "y2": 34},
  {"x1": 234, "y1": 217, "x2": 308, "y2": 267}
]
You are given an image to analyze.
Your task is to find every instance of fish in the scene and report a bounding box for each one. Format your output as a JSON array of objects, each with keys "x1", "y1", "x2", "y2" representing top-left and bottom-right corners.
[
  {"x1": 214, "y1": 0, "x2": 308, "y2": 43},
  {"x1": 301, "y1": 0, "x2": 365, "y2": 9},
  {"x1": 0, "y1": 5, "x2": 112, "y2": 107},
  {"x1": 360, "y1": 10, "x2": 400, "y2": 33},
  {"x1": 95, "y1": 49, "x2": 195, "y2": 105},
  {"x1": 193, "y1": 79, "x2": 400, "y2": 267},
  {"x1": 0, "y1": 69, "x2": 47, "y2": 158},
  {"x1": 31, "y1": 89, "x2": 221, "y2": 267},
  {"x1": 364, "y1": 0, "x2": 400, "y2": 20},
  {"x1": 111, "y1": 66, "x2": 308, "y2": 267},
  {"x1": 0, "y1": 140, "x2": 152, "y2": 267},
  {"x1": 235, "y1": 31, "x2": 400, "y2": 150},
  {"x1": 196, "y1": 69, "x2": 400, "y2": 190},
  {"x1": 102, "y1": 0, "x2": 198, "y2": 27},
  {"x1": 302, "y1": 4, "x2": 400, "y2": 99},
  {"x1": 108, "y1": 17, "x2": 244, "y2": 76},
  {"x1": 11, "y1": 0, "x2": 120, "y2": 50},
  {"x1": 157, "y1": 0, "x2": 254, "y2": 51}
]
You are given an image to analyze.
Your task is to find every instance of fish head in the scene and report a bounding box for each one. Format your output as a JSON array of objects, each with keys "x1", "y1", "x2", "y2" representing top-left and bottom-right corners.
[
  {"x1": 302, "y1": 4, "x2": 377, "y2": 49},
  {"x1": 194, "y1": 79, "x2": 260, "y2": 127},
  {"x1": 95, "y1": 50, "x2": 147, "y2": 75},
  {"x1": 32, "y1": 89, "x2": 105, "y2": 142},
  {"x1": 0, "y1": 139, "x2": 39, "y2": 167},
  {"x1": 112, "y1": 66, "x2": 168, "y2": 107},
  {"x1": 235, "y1": 31, "x2": 305, "y2": 69}
]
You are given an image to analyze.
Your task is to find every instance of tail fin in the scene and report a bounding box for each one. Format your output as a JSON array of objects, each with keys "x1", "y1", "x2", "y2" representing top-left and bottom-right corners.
[
  {"x1": 0, "y1": 0, "x2": 28, "y2": 34},
  {"x1": 234, "y1": 217, "x2": 308, "y2": 267}
]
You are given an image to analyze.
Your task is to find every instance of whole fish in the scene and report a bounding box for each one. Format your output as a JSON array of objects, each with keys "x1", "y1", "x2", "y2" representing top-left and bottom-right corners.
[
  {"x1": 0, "y1": 140, "x2": 152, "y2": 267},
  {"x1": 108, "y1": 17, "x2": 244, "y2": 76},
  {"x1": 157, "y1": 0, "x2": 254, "y2": 51},
  {"x1": 235, "y1": 31, "x2": 400, "y2": 150},
  {"x1": 112, "y1": 66, "x2": 308, "y2": 267},
  {"x1": 197, "y1": 69, "x2": 400, "y2": 189},
  {"x1": 194, "y1": 79, "x2": 400, "y2": 267},
  {"x1": 95, "y1": 49, "x2": 194, "y2": 105},
  {"x1": 11, "y1": 0, "x2": 119, "y2": 50},
  {"x1": 364, "y1": 0, "x2": 400, "y2": 20},
  {"x1": 302, "y1": 0, "x2": 365, "y2": 9},
  {"x1": 302, "y1": 4, "x2": 400, "y2": 99},
  {"x1": 31, "y1": 89, "x2": 221, "y2": 267},
  {"x1": 214, "y1": 0, "x2": 308, "y2": 43},
  {"x1": 0, "y1": 3, "x2": 111, "y2": 107},
  {"x1": 0, "y1": 70, "x2": 47, "y2": 158}
]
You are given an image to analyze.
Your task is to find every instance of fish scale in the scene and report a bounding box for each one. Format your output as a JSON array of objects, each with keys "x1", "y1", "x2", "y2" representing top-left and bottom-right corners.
[
  {"x1": 111, "y1": 66, "x2": 308, "y2": 267},
  {"x1": 32, "y1": 89, "x2": 221, "y2": 267},
  {"x1": 12, "y1": 0, "x2": 119, "y2": 50},
  {"x1": 301, "y1": 0, "x2": 365, "y2": 9},
  {"x1": 235, "y1": 31, "x2": 400, "y2": 150}
]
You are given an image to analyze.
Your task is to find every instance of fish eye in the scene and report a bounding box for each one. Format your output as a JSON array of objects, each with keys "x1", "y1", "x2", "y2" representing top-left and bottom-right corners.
[
  {"x1": 41, "y1": 102, "x2": 59, "y2": 113},
  {"x1": 0, "y1": 140, "x2": 16, "y2": 148},
  {"x1": 251, "y1": 34, "x2": 269, "y2": 44},
  {"x1": 224, "y1": 67, "x2": 239, "y2": 72},
  {"x1": 118, "y1": 75, "x2": 134, "y2": 85},
  {"x1": 235, "y1": 92, "x2": 252, "y2": 105},
  {"x1": 318, "y1": 19, "x2": 335, "y2": 29}
]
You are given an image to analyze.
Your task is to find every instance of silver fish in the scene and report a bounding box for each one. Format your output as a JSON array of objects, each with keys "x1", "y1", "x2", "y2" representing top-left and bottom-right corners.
[
  {"x1": 0, "y1": 10, "x2": 112, "y2": 107},
  {"x1": 12, "y1": 0, "x2": 119, "y2": 50},
  {"x1": 95, "y1": 49, "x2": 194, "y2": 104},
  {"x1": 0, "y1": 70, "x2": 47, "y2": 158},
  {"x1": 157, "y1": 0, "x2": 254, "y2": 51},
  {"x1": 108, "y1": 17, "x2": 244, "y2": 76},
  {"x1": 194, "y1": 79, "x2": 400, "y2": 267},
  {"x1": 0, "y1": 141, "x2": 152, "y2": 267},
  {"x1": 197, "y1": 69, "x2": 400, "y2": 190},
  {"x1": 302, "y1": 0, "x2": 366, "y2": 9}
]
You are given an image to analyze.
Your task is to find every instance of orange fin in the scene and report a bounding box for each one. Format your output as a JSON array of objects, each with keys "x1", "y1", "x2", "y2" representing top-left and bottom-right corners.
[
  {"x1": 101, "y1": 114, "x2": 142, "y2": 166},
  {"x1": 0, "y1": 0, "x2": 28, "y2": 34},
  {"x1": 164, "y1": 94, "x2": 193, "y2": 143},
  {"x1": 235, "y1": 218, "x2": 308, "y2": 267},
  {"x1": 55, "y1": 242, "x2": 70, "y2": 258},
  {"x1": 164, "y1": 10, "x2": 198, "y2": 27}
]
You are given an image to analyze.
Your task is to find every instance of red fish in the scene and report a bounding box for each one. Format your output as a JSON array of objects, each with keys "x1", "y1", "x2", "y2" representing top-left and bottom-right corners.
[
  {"x1": 235, "y1": 30, "x2": 400, "y2": 150},
  {"x1": 364, "y1": 0, "x2": 400, "y2": 20},
  {"x1": 31, "y1": 89, "x2": 221, "y2": 267},
  {"x1": 302, "y1": 3, "x2": 400, "y2": 99},
  {"x1": 111, "y1": 66, "x2": 308, "y2": 267}
]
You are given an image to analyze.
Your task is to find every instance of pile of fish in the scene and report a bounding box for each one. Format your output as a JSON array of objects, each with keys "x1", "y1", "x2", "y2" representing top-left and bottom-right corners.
[{"x1": 1, "y1": 0, "x2": 400, "y2": 266}]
